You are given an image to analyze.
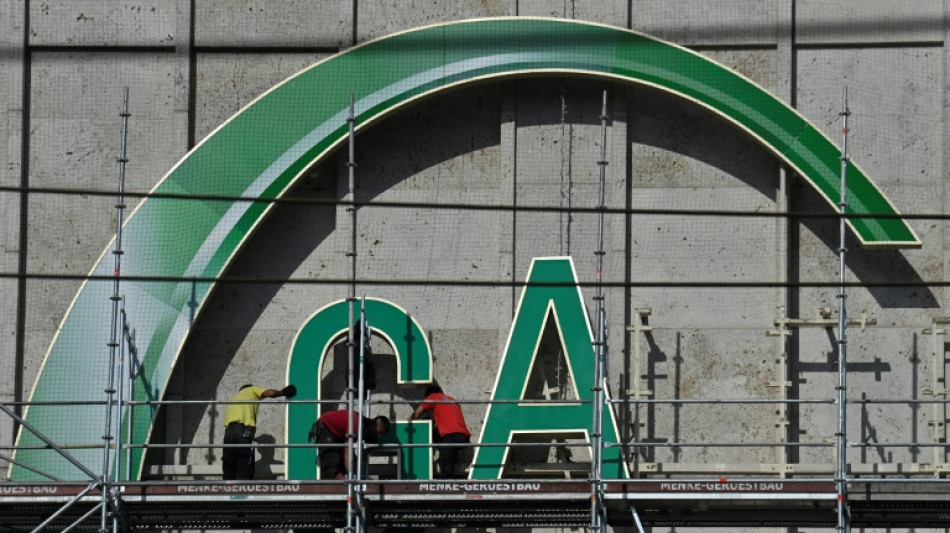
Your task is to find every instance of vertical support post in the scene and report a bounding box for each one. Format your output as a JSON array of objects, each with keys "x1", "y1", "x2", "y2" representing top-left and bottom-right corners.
[
  {"x1": 356, "y1": 300, "x2": 367, "y2": 479},
  {"x1": 766, "y1": 307, "x2": 793, "y2": 477},
  {"x1": 345, "y1": 93, "x2": 358, "y2": 533},
  {"x1": 835, "y1": 85, "x2": 851, "y2": 533},
  {"x1": 591, "y1": 89, "x2": 609, "y2": 532},
  {"x1": 355, "y1": 298, "x2": 368, "y2": 531},
  {"x1": 11, "y1": 0, "x2": 31, "y2": 444},
  {"x1": 124, "y1": 324, "x2": 137, "y2": 481},
  {"x1": 101, "y1": 86, "x2": 130, "y2": 533},
  {"x1": 625, "y1": 308, "x2": 653, "y2": 476},
  {"x1": 114, "y1": 304, "x2": 127, "y2": 484},
  {"x1": 924, "y1": 319, "x2": 949, "y2": 475}
]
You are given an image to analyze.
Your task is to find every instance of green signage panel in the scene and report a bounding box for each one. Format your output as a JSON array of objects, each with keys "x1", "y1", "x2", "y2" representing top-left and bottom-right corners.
[
  {"x1": 471, "y1": 257, "x2": 627, "y2": 479},
  {"x1": 286, "y1": 298, "x2": 432, "y2": 480}
]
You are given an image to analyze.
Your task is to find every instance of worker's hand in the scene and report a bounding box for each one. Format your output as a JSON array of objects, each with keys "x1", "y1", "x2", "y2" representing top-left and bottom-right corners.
[{"x1": 281, "y1": 384, "x2": 298, "y2": 399}]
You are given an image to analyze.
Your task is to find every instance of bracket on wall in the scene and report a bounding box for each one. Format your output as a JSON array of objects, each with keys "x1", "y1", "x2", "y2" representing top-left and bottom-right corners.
[
  {"x1": 921, "y1": 317, "x2": 950, "y2": 477},
  {"x1": 767, "y1": 306, "x2": 877, "y2": 477}
]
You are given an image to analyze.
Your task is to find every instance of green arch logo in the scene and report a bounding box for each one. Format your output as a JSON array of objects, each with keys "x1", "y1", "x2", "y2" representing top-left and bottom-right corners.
[{"x1": 12, "y1": 17, "x2": 919, "y2": 480}]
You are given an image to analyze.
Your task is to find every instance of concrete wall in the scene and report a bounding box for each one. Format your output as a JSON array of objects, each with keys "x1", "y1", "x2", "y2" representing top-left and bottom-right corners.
[
  {"x1": 0, "y1": 0, "x2": 25, "y2": 454},
  {"x1": 2, "y1": 1, "x2": 948, "y2": 531}
]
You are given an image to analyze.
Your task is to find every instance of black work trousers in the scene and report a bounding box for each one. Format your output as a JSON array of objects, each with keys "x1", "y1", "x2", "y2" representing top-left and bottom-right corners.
[
  {"x1": 436, "y1": 432, "x2": 470, "y2": 479},
  {"x1": 222, "y1": 423, "x2": 255, "y2": 480},
  {"x1": 312, "y1": 421, "x2": 347, "y2": 480}
]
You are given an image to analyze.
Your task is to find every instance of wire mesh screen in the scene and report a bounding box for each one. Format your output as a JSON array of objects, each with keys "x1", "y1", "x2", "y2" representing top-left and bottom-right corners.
[{"x1": 3, "y1": 5, "x2": 945, "y2": 490}]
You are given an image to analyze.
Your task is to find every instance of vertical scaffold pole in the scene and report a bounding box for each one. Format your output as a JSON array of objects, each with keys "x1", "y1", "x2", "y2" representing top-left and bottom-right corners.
[
  {"x1": 345, "y1": 93, "x2": 358, "y2": 533},
  {"x1": 102, "y1": 86, "x2": 130, "y2": 533},
  {"x1": 355, "y1": 298, "x2": 368, "y2": 531},
  {"x1": 836, "y1": 85, "x2": 851, "y2": 533},
  {"x1": 123, "y1": 322, "x2": 137, "y2": 481},
  {"x1": 591, "y1": 89, "x2": 609, "y2": 532},
  {"x1": 114, "y1": 301, "x2": 127, "y2": 484}
]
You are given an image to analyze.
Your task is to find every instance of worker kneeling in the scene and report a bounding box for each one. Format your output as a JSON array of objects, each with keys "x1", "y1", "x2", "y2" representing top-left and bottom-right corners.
[{"x1": 309, "y1": 410, "x2": 390, "y2": 480}]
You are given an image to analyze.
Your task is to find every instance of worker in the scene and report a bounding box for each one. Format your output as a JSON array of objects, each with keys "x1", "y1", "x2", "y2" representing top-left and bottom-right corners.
[
  {"x1": 308, "y1": 409, "x2": 390, "y2": 480},
  {"x1": 409, "y1": 385, "x2": 471, "y2": 479},
  {"x1": 222, "y1": 383, "x2": 296, "y2": 480}
]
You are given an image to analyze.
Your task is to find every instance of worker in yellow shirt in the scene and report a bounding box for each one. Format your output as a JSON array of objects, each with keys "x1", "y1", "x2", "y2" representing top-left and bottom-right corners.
[{"x1": 222, "y1": 383, "x2": 296, "y2": 480}]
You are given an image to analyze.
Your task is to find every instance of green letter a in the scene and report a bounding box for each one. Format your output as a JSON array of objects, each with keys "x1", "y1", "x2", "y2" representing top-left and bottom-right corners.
[{"x1": 469, "y1": 257, "x2": 627, "y2": 479}]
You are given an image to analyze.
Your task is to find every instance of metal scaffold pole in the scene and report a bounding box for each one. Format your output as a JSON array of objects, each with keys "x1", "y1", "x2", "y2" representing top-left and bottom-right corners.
[
  {"x1": 121, "y1": 309, "x2": 138, "y2": 481},
  {"x1": 101, "y1": 87, "x2": 130, "y2": 533},
  {"x1": 345, "y1": 93, "x2": 360, "y2": 533},
  {"x1": 836, "y1": 85, "x2": 851, "y2": 533},
  {"x1": 355, "y1": 297, "x2": 368, "y2": 530},
  {"x1": 114, "y1": 301, "x2": 127, "y2": 486},
  {"x1": 591, "y1": 89, "x2": 609, "y2": 532}
]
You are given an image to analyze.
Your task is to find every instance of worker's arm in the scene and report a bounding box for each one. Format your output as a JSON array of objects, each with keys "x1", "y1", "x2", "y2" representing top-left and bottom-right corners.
[
  {"x1": 261, "y1": 384, "x2": 297, "y2": 399},
  {"x1": 409, "y1": 404, "x2": 427, "y2": 420}
]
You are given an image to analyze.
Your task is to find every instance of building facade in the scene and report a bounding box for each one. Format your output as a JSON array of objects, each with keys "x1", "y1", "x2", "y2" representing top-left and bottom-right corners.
[{"x1": 1, "y1": 1, "x2": 948, "y2": 531}]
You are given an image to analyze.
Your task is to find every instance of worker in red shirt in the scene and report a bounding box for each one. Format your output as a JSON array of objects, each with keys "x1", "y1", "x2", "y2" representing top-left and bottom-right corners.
[
  {"x1": 309, "y1": 409, "x2": 390, "y2": 480},
  {"x1": 409, "y1": 385, "x2": 471, "y2": 479}
]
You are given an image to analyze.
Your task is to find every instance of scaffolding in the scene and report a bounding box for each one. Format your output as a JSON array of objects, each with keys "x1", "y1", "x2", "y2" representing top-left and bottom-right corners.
[
  {"x1": 3, "y1": 87, "x2": 950, "y2": 533},
  {"x1": 835, "y1": 86, "x2": 852, "y2": 533}
]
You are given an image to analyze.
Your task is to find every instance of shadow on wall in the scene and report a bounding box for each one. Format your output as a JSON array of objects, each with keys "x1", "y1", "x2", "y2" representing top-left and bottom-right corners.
[
  {"x1": 254, "y1": 434, "x2": 279, "y2": 478},
  {"x1": 152, "y1": 83, "x2": 507, "y2": 473},
  {"x1": 792, "y1": 179, "x2": 936, "y2": 309},
  {"x1": 320, "y1": 337, "x2": 418, "y2": 422},
  {"x1": 628, "y1": 85, "x2": 780, "y2": 201},
  {"x1": 149, "y1": 158, "x2": 340, "y2": 470},
  {"x1": 351, "y1": 81, "x2": 504, "y2": 201},
  {"x1": 629, "y1": 84, "x2": 934, "y2": 310}
]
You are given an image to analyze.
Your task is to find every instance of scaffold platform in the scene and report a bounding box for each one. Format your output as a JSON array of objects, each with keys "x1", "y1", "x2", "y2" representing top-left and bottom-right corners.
[{"x1": 1, "y1": 479, "x2": 948, "y2": 530}]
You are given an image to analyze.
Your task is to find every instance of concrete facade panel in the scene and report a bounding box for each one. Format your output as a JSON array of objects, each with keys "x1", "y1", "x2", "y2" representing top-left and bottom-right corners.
[
  {"x1": 627, "y1": 187, "x2": 778, "y2": 328},
  {"x1": 511, "y1": 78, "x2": 627, "y2": 308},
  {"x1": 356, "y1": 0, "x2": 515, "y2": 42},
  {"x1": 792, "y1": 186, "x2": 941, "y2": 329},
  {"x1": 631, "y1": 0, "x2": 776, "y2": 46},
  {"x1": 29, "y1": 0, "x2": 177, "y2": 47},
  {"x1": 518, "y1": 0, "x2": 629, "y2": 27},
  {"x1": 195, "y1": 0, "x2": 350, "y2": 48},
  {"x1": 793, "y1": 46, "x2": 942, "y2": 342},
  {"x1": 514, "y1": 81, "x2": 616, "y2": 188},
  {"x1": 22, "y1": 51, "x2": 183, "y2": 405},
  {"x1": 352, "y1": 85, "x2": 504, "y2": 202},
  {"x1": 794, "y1": 327, "x2": 934, "y2": 467},
  {"x1": 329, "y1": 84, "x2": 507, "y2": 332},
  {"x1": 1, "y1": 0, "x2": 24, "y2": 458},
  {"x1": 194, "y1": 52, "x2": 330, "y2": 142},
  {"x1": 797, "y1": 0, "x2": 944, "y2": 45},
  {"x1": 795, "y1": 47, "x2": 941, "y2": 190},
  {"x1": 415, "y1": 328, "x2": 501, "y2": 441},
  {"x1": 27, "y1": 50, "x2": 183, "y2": 271},
  {"x1": 21, "y1": 195, "x2": 123, "y2": 395},
  {"x1": 629, "y1": 86, "x2": 780, "y2": 193},
  {"x1": 623, "y1": 328, "x2": 782, "y2": 465}
]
